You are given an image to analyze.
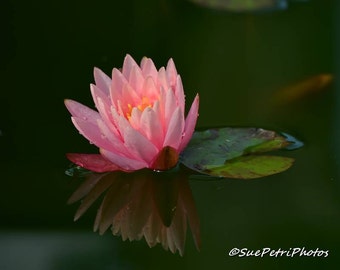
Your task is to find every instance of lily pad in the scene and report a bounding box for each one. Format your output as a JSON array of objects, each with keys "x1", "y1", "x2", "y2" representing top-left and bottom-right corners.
[
  {"x1": 205, "y1": 155, "x2": 294, "y2": 179},
  {"x1": 180, "y1": 127, "x2": 299, "y2": 179}
]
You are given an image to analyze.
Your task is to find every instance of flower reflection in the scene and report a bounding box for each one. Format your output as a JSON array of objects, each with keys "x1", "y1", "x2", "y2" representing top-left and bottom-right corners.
[{"x1": 68, "y1": 167, "x2": 200, "y2": 256}]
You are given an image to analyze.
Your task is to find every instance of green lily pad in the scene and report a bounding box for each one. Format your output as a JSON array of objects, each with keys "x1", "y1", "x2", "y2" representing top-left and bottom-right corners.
[
  {"x1": 205, "y1": 155, "x2": 294, "y2": 179},
  {"x1": 180, "y1": 127, "x2": 300, "y2": 179}
]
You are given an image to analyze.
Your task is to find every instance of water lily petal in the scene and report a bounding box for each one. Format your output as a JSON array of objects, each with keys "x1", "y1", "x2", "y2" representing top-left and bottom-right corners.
[
  {"x1": 164, "y1": 87, "x2": 177, "y2": 126},
  {"x1": 122, "y1": 124, "x2": 159, "y2": 164},
  {"x1": 90, "y1": 85, "x2": 115, "y2": 130},
  {"x1": 117, "y1": 110, "x2": 158, "y2": 162},
  {"x1": 95, "y1": 97, "x2": 120, "y2": 138},
  {"x1": 179, "y1": 94, "x2": 199, "y2": 152},
  {"x1": 110, "y1": 68, "x2": 127, "y2": 106},
  {"x1": 129, "y1": 107, "x2": 142, "y2": 130},
  {"x1": 122, "y1": 54, "x2": 139, "y2": 79},
  {"x1": 71, "y1": 117, "x2": 117, "y2": 152},
  {"x1": 157, "y1": 88, "x2": 167, "y2": 128},
  {"x1": 116, "y1": 100, "x2": 126, "y2": 117},
  {"x1": 90, "y1": 84, "x2": 110, "y2": 107},
  {"x1": 129, "y1": 65, "x2": 144, "y2": 95},
  {"x1": 122, "y1": 83, "x2": 141, "y2": 109},
  {"x1": 175, "y1": 75, "x2": 185, "y2": 113},
  {"x1": 139, "y1": 107, "x2": 163, "y2": 149},
  {"x1": 143, "y1": 76, "x2": 159, "y2": 101},
  {"x1": 100, "y1": 148, "x2": 147, "y2": 171},
  {"x1": 97, "y1": 119, "x2": 129, "y2": 155},
  {"x1": 163, "y1": 107, "x2": 184, "y2": 150},
  {"x1": 94, "y1": 67, "x2": 111, "y2": 94},
  {"x1": 110, "y1": 106, "x2": 125, "y2": 137},
  {"x1": 66, "y1": 153, "x2": 121, "y2": 172},
  {"x1": 158, "y1": 67, "x2": 170, "y2": 91},
  {"x1": 141, "y1": 57, "x2": 158, "y2": 81},
  {"x1": 166, "y1": 58, "x2": 178, "y2": 87},
  {"x1": 65, "y1": 99, "x2": 100, "y2": 125}
]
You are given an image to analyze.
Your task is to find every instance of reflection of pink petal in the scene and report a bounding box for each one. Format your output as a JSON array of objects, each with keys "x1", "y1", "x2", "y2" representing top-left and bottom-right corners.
[
  {"x1": 66, "y1": 153, "x2": 121, "y2": 173},
  {"x1": 180, "y1": 177, "x2": 201, "y2": 251},
  {"x1": 74, "y1": 173, "x2": 116, "y2": 221},
  {"x1": 144, "y1": 210, "x2": 161, "y2": 247},
  {"x1": 123, "y1": 180, "x2": 153, "y2": 240},
  {"x1": 67, "y1": 173, "x2": 104, "y2": 204},
  {"x1": 97, "y1": 176, "x2": 132, "y2": 234},
  {"x1": 170, "y1": 204, "x2": 187, "y2": 256},
  {"x1": 68, "y1": 170, "x2": 200, "y2": 255}
]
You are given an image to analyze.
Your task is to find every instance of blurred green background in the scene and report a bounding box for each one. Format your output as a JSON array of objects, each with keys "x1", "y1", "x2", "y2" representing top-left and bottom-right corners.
[{"x1": 1, "y1": 0, "x2": 339, "y2": 269}]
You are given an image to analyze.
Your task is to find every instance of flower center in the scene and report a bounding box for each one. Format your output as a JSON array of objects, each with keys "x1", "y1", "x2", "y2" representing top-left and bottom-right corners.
[{"x1": 126, "y1": 96, "x2": 152, "y2": 119}]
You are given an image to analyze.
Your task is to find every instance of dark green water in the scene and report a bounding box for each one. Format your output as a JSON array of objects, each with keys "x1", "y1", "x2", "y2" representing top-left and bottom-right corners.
[{"x1": 1, "y1": 0, "x2": 339, "y2": 269}]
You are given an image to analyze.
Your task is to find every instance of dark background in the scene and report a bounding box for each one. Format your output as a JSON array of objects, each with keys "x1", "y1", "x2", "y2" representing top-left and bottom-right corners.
[{"x1": 1, "y1": 0, "x2": 340, "y2": 269}]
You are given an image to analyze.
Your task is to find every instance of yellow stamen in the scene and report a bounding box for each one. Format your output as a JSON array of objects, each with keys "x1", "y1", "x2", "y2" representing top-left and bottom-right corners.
[{"x1": 126, "y1": 97, "x2": 153, "y2": 120}]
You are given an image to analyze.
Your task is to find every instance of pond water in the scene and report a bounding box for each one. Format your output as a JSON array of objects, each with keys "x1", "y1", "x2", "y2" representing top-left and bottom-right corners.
[{"x1": 1, "y1": 0, "x2": 339, "y2": 269}]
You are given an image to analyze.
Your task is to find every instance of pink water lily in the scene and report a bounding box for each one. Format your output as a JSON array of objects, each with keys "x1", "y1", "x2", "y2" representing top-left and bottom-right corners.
[{"x1": 65, "y1": 54, "x2": 199, "y2": 172}]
